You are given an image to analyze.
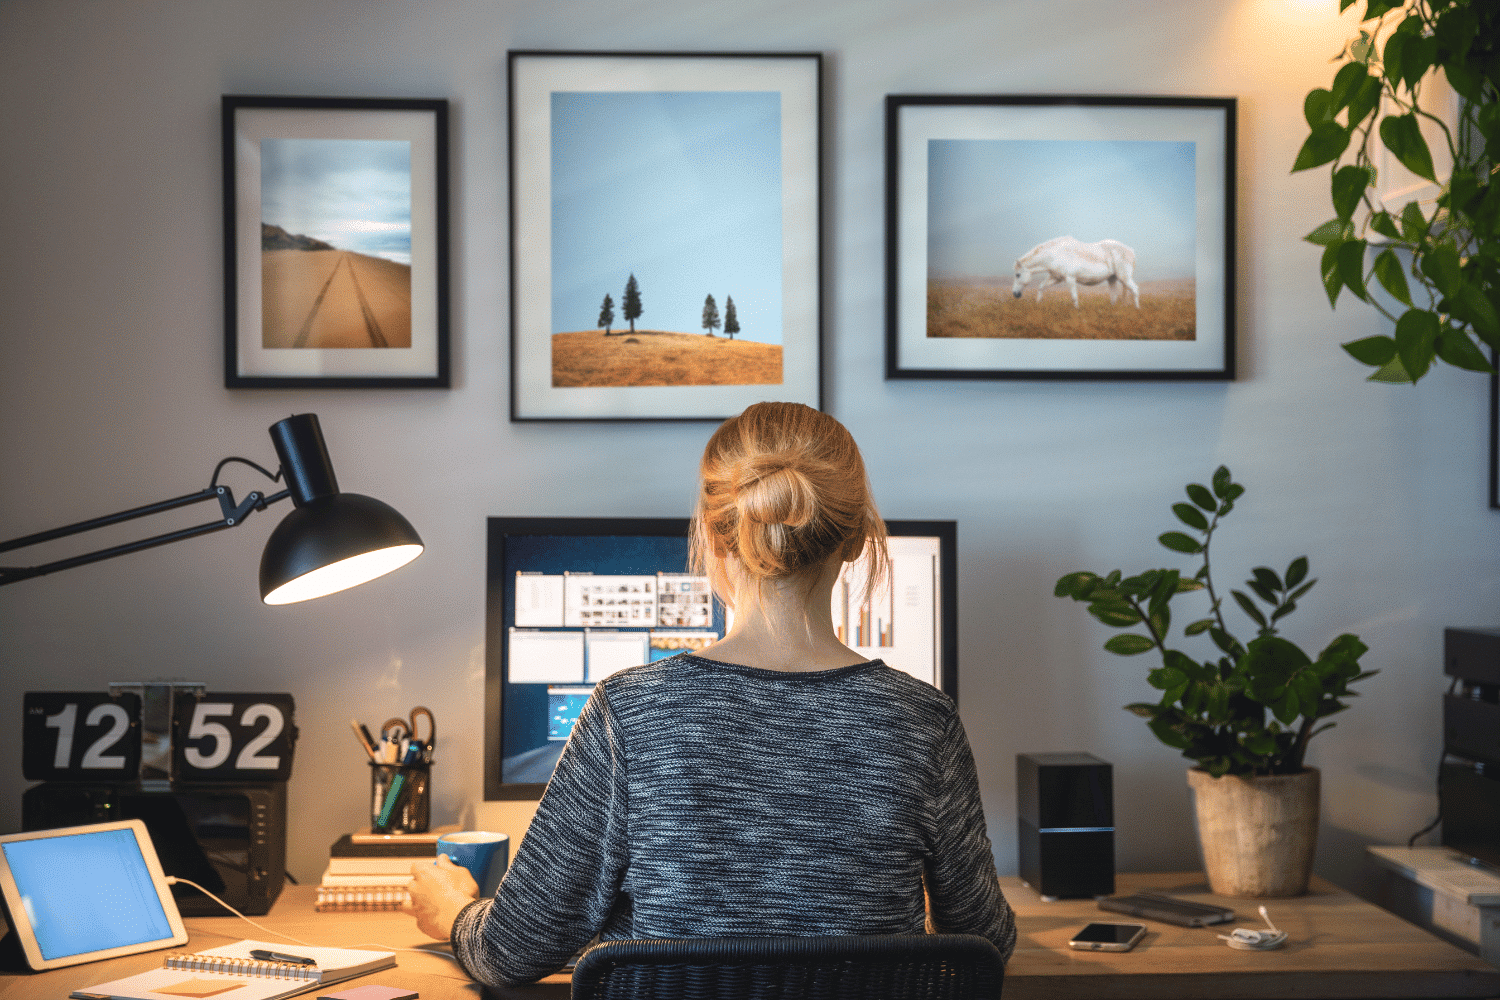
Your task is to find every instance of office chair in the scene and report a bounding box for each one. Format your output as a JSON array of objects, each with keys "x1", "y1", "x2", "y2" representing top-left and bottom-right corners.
[{"x1": 570, "y1": 933, "x2": 1004, "y2": 1000}]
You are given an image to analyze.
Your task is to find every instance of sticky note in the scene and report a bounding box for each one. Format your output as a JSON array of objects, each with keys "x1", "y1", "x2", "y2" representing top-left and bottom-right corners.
[
  {"x1": 317, "y1": 986, "x2": 417, "y2": 1000},
  {"x1": 155, "y1": 979, "x2": 243, "y2": 998}
]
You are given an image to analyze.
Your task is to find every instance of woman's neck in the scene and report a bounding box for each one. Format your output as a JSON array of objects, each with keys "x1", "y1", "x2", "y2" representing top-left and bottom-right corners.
[{"x1": 700, "y1": 558, "x2": 868, "y2": 672}]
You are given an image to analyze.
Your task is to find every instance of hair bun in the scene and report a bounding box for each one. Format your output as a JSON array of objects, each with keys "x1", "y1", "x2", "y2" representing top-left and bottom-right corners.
[
  {"x1": 690, "y1": 401, "x2": 887, "y2": 598},
  {"x1": 735, "y1": 455, "x2": 815, "y2": 528}
]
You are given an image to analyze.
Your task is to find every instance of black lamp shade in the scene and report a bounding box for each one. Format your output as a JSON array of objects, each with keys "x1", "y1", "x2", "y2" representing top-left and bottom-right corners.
[{"x1": 259, "y1": 493, "x2": 423, "y2": 605}]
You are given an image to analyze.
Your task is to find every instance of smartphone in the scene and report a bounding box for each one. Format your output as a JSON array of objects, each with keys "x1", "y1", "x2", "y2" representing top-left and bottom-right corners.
[{"x1": 1068, "y1": 922, "x2": 1148, "y2": 952}]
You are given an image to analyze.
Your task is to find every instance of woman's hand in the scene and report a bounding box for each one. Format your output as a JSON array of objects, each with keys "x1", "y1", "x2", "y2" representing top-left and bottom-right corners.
[{"x1": 405, "y1": 854, "x2": 480, "y2": 940}]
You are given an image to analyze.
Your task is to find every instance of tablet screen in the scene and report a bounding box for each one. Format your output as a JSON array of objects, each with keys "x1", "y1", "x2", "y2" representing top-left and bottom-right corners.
[{"x1": 0, "y1": 821, "x2": 188, "y2": 969}]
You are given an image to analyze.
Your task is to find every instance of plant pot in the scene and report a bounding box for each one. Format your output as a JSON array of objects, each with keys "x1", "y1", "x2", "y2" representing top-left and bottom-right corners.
[{"x1": 1186, "y1": 766, "x2": 1319, "y2": 898}]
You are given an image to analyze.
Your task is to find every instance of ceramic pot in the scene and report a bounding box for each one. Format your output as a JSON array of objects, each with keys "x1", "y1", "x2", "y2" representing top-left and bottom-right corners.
[{"x1": 1186, "y1": 766, "x2": 1319, "y2": 898}]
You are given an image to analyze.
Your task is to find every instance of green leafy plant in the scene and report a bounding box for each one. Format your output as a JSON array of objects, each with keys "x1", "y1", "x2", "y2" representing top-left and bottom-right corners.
[
  {"x1": 1292, "y1": 0, "x2": 1498, "y2": 383},
  {"x1": 1054, "y1": 467, "x2": 1377, "y2": 778}
]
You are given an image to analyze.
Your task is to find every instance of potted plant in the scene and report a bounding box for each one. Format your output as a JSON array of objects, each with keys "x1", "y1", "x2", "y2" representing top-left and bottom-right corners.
[
  {"x1": 1054, "y1": 467, "x2": 1377, "y2": 896},
  {"x1": 1291, "y1": 0, "x2": 1498, "y2": 384}
]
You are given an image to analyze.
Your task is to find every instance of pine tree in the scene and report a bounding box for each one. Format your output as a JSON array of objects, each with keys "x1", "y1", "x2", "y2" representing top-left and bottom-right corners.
[
  {"x1": 724, "y1": 296, "x2": 739, "y2": 341},
  {"x1": 598, "y1": 293, "x2": 615, "y2": 336},
  {"x1": 622, "y1": 274, "x2": 643, "y2": 335},
  {"x1": 702, "y1": 294, "x2": 721, "y2": 336}
]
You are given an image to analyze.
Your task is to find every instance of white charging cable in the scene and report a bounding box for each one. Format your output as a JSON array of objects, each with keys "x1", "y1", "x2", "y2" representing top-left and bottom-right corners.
[
  {"x1": 165, "y1": 877, "x2": 320, "y2": 948},
  {"x1": 165, "y1": 876, "x2": 457, "y2": 960},
  {"x1": 1217, "y1": 905, "x2": 1288, "y2": 951}
]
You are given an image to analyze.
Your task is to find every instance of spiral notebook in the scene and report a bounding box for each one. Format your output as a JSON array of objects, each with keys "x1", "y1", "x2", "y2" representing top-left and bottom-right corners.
[{"x1": 70, "y1": 940, "x2": 396, "y2": 1000}]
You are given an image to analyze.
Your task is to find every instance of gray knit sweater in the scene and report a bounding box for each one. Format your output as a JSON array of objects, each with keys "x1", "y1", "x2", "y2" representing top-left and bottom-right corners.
[{"x1": 451, "y1": 654, "x2": 1016, "y2": 986}]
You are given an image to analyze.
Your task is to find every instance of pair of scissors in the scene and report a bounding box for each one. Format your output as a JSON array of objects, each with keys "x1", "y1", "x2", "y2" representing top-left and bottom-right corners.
[{"x1": 381, "y1": 705, "x2": 436, "y2": 755}]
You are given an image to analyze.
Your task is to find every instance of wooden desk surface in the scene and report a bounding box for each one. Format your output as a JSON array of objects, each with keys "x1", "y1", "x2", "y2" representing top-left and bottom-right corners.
[
  {"x1": 1004, "y1": 871, "x2": 1500, "y2": 999},
  {"x1": 3, "y1": 873, "x2": 1497, "y2": 1000}
]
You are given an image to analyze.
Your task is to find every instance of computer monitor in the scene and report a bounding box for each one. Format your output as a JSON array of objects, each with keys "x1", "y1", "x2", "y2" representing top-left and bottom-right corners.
[{"x1": 483, "y1": 516, "x2": 957, "y2": 799}]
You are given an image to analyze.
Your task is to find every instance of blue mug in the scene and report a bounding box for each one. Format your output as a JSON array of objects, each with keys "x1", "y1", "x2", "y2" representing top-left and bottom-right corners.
[{"x1": 436, "y1": 831, "x2": 510, "y2": 897}]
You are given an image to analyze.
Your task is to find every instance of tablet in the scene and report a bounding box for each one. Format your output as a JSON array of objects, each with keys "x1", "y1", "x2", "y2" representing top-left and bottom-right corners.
[{"x1": 0, "y1": 820, "x2": 189, "y2": 970}]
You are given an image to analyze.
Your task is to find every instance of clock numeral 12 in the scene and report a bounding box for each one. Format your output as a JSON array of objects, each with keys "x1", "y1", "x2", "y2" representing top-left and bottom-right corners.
[
  {"x1": 44, "y1": 702, "x2": 132, "y2": 769},
  {"x1": 21, "y1": 692, "x2": 142, "y2": 781}
]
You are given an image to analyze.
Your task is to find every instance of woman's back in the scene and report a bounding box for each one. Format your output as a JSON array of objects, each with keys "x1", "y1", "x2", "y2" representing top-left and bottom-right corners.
[
  {"x1": 420, "y1": 404, "x2": 1014, "y2": 988},
  {"x1": 455, "y1": 654, "x2": 1014, "y2": 984}
]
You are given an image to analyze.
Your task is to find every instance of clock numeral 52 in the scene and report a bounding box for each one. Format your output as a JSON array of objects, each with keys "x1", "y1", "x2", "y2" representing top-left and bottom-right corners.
[{"x1": 173, "y1": 693, "x2": 297, "y2": 781}]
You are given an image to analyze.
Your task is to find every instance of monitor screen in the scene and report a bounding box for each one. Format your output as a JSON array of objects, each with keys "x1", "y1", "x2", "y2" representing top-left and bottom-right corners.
[{"x1": 483, "y1": 517, "x2": 957, "y2": 799}]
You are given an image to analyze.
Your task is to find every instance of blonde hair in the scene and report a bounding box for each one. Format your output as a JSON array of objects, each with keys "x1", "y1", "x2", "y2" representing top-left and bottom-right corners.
[{"x1": 690, "y1": 402, "x2": 887, "y2": 605}]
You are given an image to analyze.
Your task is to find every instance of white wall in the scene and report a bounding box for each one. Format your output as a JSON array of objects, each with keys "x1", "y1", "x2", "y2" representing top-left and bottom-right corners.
[{"x1": 3, "y1": 0, "x2": 1495, "y2": 894}]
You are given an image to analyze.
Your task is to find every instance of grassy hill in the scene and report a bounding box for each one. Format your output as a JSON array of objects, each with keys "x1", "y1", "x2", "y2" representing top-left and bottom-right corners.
[
  {"x1": 927, "y1": 277, "x2": 1196, "y2": 340},
  {"x1": 552, "y1": 329, "x2": 783, "y2": 387}
]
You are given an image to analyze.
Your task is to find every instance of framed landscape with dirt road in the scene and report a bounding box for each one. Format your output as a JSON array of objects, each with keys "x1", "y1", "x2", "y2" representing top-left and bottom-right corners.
[
  {"x1": 885, "y1": 95, "x2": 1235, "y2": 381},
  {"x1": 223, "y1": 96, "x2": 449, "y2": 388},
  {"x1": 508, "y1": 51, "x2": 822, "y2": 420}
]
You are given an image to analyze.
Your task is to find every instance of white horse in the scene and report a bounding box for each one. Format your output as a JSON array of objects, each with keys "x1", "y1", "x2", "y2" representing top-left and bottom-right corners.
[{"x1": 1012, "y1": 236, "x2": 1140, "y2": 309}]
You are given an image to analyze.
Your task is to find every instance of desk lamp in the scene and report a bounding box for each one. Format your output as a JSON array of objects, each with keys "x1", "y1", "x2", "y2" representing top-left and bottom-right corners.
[{"x1": 0, "y1": 413, "x2": 423, "y2": 604}]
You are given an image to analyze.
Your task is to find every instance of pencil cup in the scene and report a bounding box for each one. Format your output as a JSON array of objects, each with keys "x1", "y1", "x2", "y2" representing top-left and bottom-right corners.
[
  {"x1": 436, "y1": 831, "x2": 509, "y2": 897},
  {"x1": 369, "y1": 760, "x2": 431, "y2": 834}
]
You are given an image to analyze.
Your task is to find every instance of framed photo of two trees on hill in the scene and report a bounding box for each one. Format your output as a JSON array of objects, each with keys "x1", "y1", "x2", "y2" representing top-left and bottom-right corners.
[
  {"x1": 508, "y1": 51, "x2": 823, "y2": 421},
  {"x1": 886, "y1": 94, "x2": 1236, "y2": 380},
  {"x1": 222, "y1": 95, "x2": 450, "y2": 388}
]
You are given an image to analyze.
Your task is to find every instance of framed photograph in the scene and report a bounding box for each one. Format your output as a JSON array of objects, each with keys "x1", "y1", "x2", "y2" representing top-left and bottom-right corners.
[
  {"x1": 508, "y1": 51, "x2": 823, "y2": 421},
  {"x1": 886, "y1": 95, "x2": 1236, "y2": 380},
  {"x1": 223, "y1": 96, "x2": 449, "y2": 388}
]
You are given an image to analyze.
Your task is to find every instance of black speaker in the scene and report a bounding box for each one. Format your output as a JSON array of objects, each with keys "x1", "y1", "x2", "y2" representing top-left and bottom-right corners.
[
  {"x1": 1445, "y1": 627, "x2": 1500, "y2": 685},
  {"x1": 1017, "y1": 752, "x2": 1114, "y2": 900}
]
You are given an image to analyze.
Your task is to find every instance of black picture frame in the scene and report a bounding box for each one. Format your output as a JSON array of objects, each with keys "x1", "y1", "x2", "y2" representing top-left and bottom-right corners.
[
  {"x1": 222, "y1": 95, "x2": 450, "y2": 388},
  {"x1": 507, "y1": 51, "x2": 823, "y2": 421},
  {"x1": 886, "y1": 94, "x2": 1236, "y2": 381},
  {"x1": 1490, "y1": 351, "x2": 1498, "y2": 509}
]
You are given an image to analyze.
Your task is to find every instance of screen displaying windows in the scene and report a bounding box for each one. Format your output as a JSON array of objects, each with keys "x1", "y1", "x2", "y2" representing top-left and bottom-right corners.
[{"x1": 484, "y1": 517, "x2": 957, "y2": 799}]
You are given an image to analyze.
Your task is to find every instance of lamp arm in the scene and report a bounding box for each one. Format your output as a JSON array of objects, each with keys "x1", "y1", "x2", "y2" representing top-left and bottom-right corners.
[{"x1": 0, "y1": 479, "x2": 292, "y2": 587}]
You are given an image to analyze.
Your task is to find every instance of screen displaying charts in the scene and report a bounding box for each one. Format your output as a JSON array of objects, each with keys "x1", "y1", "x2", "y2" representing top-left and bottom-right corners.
[
  {"x1": 484, "y1": 517, "x2": 957, "y2": 798},
  {"x1": 830, "y1": 534, "x2": 943, "y2": 686}
]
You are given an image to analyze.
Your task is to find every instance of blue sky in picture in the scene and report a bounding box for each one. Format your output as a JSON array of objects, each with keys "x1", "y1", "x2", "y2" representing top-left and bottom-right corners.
[
  {"x1": 926, "y1": 139, "x2": 1197, "y2": 282},
  {"x1": 550, "y1": 90, "x2": 783, "y2": 343},
  {"x1": 260, "y1": 138, "x2": 413, "y2": 265}
]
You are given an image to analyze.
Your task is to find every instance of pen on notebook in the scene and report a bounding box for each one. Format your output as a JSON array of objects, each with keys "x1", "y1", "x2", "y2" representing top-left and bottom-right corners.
[
  {"x1": 349, "y1": 720, "x2": 378, "y2": 762},
  {"x1": 250, "y1": 949, "x2": 318, "y2": 966}
]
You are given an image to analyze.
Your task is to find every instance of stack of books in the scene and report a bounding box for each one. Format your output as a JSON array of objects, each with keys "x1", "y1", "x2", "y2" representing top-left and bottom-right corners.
[{"x1": 315, "y1": 826, "x2": 457, "y2": 911}]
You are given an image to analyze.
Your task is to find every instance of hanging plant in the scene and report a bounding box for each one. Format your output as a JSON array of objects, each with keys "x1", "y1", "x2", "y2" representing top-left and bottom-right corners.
[{"x1": 1292, "y1": 0, "x2": 1499, "y2": 383}]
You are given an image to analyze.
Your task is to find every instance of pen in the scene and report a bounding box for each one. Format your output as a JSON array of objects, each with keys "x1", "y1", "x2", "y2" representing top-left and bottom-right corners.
[
  {"x1": 358, "y1": 721, "x2": 380, "y2": 756},
  {"x1": 250, "y1": 949, "x2": 318, "y2": 966},
  {"x1": 349, "y1": 720, "x2": 378, "y2": 762}
]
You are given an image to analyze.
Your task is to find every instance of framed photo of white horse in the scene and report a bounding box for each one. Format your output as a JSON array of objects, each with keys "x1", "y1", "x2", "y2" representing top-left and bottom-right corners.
[
  {"x1": 885, "y1": 95, "x2": 1235, "y2": 380},
  {"x1": 508, "y1": 51, "x2": 824, "y2": 421}
]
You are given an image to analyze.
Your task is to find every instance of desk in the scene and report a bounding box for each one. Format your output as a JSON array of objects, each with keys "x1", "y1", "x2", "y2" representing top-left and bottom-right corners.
[
  {"x1": 1004, "y1": 871, "x2": 1499, "y2": 999},
  {"x1": 2, "y1": 874, "x2": 1496, "y2": 1000}
]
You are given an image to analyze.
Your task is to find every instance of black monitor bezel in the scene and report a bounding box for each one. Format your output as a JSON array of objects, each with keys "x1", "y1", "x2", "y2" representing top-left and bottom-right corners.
[{"x1": 483, "y1": 516, "x2": 957, "y2": 801}]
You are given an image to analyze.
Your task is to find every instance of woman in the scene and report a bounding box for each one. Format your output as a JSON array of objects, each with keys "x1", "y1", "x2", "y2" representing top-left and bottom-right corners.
[{"x1": 408, "y1": 402, "x2": 1015, "y2": 985}]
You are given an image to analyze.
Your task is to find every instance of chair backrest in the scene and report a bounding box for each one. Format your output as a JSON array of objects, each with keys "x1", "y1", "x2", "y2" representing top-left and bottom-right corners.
[{"x1": 570, "y1": 933, "x2": 1004, "y2": 1000}]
